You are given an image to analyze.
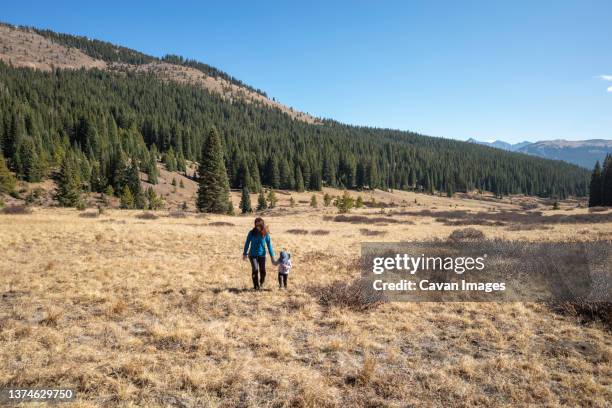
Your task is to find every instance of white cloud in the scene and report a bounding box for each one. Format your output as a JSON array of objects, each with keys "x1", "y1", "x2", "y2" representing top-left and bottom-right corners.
[
  {"x1": 599, "y1": 75, "x2": 612, "y2": 81},
  {"x1": 608, "y1": 85, "x2": 612, "y2": 92}
]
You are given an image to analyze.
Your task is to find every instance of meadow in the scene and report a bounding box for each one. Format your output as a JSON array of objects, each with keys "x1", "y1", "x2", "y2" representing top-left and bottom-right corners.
[{"x1": 0, "y1": 189, "x2": 610, "y2": 407}]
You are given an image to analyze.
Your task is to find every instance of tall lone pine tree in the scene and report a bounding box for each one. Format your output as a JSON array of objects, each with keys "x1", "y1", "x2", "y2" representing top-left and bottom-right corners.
[{"x1": 196, "y1": 128, "x2": 230, "y2": 213}]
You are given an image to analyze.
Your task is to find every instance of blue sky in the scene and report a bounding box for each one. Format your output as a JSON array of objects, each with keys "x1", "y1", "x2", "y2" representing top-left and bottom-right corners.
[{"x1": 3, "y1": 0, "x2": 611, "y2": 143}]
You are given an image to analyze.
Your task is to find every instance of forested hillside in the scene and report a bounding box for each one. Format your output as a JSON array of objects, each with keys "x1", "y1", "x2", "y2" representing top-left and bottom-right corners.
[{"x1": 0, "y1": 24, "x2": 590, "y2": 206}]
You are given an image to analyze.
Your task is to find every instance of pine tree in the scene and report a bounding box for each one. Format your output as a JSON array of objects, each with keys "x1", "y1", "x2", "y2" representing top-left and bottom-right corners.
[
  {"x1": 602, "y1": 155, "x2": 612, "y2": 206},
  {"x1": 367, "y1": 160, "x2": 378, "y2": 189},
  {"x1": 227, "y1": 200, "x2": 235, "y2": 215},
  {"x1": 335, "y1": 190, "x2": 354, "y2": 214},
  {"x1": 295, "y1": 164, "x2": 304, "y2": 192},
  {"x1": 146, "y1": 155, "x2": 158, "y2": 184},
  {"x1": 267, "y1": 190, "x2": 277, "y2": 208},
  {"x1": 356, "y1": 162, "x2": 366, "y2": 190},
  {"x1": 323, "y1": 193, "x2": 332, "y2": 207},
  {"x1": 120, "y1": 185, "x2": 135, "y2": 209},
  {"x1": 310, "y1": 194, "x2": 318, "y2": 208},
  {"x1": 279, "y1": 158, "x2": 293, "y2": 189},
  {"x1": 408, "y1": 169, "x2": 416, "y2": 189},
  {"x1": 125, "y1": 161, "x2": 145, "y2": 209},
  {"x1": 355, "y1": 195, "x2": 364, "y2": 208},
  {"x1": 90, "y1": 161, "x2": 106, "y2": 192},
  {"x1": 257, "y1": 190, "x2": 268, "y2": 211},
  {"x1": 236, "y1": 158, "x2": 251, "y2": 189},
  {"x1": 56, "y1": 151, "x2": 82, "y2": 207},
  {"x1": 270, "y1": 157, "x2": 280, "y2": 189},
  {"x1": 588, "y1": 161, "x2": 603, "y2": 207},
  {"x1": 0, "y1": 155, "x2": 16, "y2": 194},
  {"x1": 240, "y1": 186, "x2": 252, "y2": 214},
  {"x1": 146, "y1": 186, "x2": 163, "y2": 210},
  {"x1": 310, "y1": 168, "x2": 322, "y2": 191},
  {"x1": 104, "y1": 185, "x2": 115, "y2": 197},
  {"x1": 248, "y1": 160, "x2": 261, "y2": 193},
  {"x1": 196, "y1": 128, "x2": 230, "y2": 213},
  {"x1": 179, "y1": 179, "x2": 184, "y2": 188}
]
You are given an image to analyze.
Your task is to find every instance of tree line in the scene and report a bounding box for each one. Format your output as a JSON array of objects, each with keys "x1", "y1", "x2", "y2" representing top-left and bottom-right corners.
[
  {"x1": 0, "y1": 59, "x2": 590, "y2": 211},
  {"x1": 588, "y1": 154, "x2": 612, "y2": 207}
]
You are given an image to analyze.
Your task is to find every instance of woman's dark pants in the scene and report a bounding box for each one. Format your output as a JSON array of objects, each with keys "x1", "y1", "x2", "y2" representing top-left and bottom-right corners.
[{"x1": 249, "y1": 256, "x2": 266, "y2": 289}]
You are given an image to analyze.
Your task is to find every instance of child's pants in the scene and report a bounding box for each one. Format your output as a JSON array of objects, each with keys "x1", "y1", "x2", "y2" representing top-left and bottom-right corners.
[{"x1": 278, "y1": 273, "x2": 288, "y2": 288}]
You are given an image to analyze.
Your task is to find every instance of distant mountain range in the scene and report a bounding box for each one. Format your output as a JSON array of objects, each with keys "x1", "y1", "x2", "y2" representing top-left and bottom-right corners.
[{"x1": 467, "y1": 138, "x2": 612, "y2": 169}]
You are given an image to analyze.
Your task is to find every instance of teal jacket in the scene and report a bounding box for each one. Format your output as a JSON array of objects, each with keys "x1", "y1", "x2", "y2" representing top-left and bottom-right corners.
[{"x1": 243, "y1": 230, "x2": 275, "y2": 258}]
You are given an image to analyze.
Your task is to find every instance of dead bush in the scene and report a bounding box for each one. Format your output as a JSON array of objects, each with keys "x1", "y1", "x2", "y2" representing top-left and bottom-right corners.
[
  {"x1": 588, "y1": 207, "x2": 609, "y2": 213},
  {"x1": 359, "y1": 229, "x2": 386, "y2": 236},
  {"x1": 506, "y1": 224, "x2": 553, "y2": 231},
  {"x1": 448, "y1": 228, "x2": 485, "y2": 241},
  {"x1": 136, "y1": 212, "x2": 159, "y2": 220},
  {"x1": 307, "y1": 278, "x2": 386, "y2": 312},
  {"x1": 311, "y1": 229, "x2": 330, "y2": 235},
  {"x1": 209, "y1": 221, "x2": 235, "y2": 227},
  {"x1": 438, "y1": 217, "x2": 505, "y2": 226},
  {"x1": 328, "y1": 215, "x2": 403, "y2": 224},
  {"x1": 286, "y1": 229, "x2": 308, "y2": 235},
  {"x1": 167, "y1": 211, "x2": 187, "y2": 218},
  {"x1": 553, "y1": 302, "x2": 611, "y2": 329},
  {"x1": 1, "y1": 205, "x2": 32, "y2": 215}
]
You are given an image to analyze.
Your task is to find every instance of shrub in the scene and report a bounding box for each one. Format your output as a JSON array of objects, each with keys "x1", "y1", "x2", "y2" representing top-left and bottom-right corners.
[
  {"x1": 256, "y1": 190, "x2": 268, "y2": 211},
  {"x1": 136, "y1": 212, "x2": 159, "y2": 220},
  {"x1": 355, "y1": 195, "x2": 364, "y2": 208},
  {"x1": 335, "y1": 190, "x2": 354, "y2": 214},
  {"x1": 1, "y1": 205, "x2": 32, "y2": 215},
  {"x1": 310, "y1": 194, "x2": 318, "y2": 208},
  {"x1": 79, "y1": 211, "x2": 99, "y2": 218},
  {"x1": 311, "y1": 229, "x2": 330, "y2": 235},
  {"x1": 267, "y1": 190, "x2": 277, "y2": 208},
  {"x1": 330, "y1": 215, "x2": 403, "y2": 224},
  {"x1": 209, "y1": 221, "x2": 235, "y2": 226},
  {"x1": 359, "y1": 228, "x2": 386, "y2": 236},
  {"x1": 323, "y1": 193, "x2": 332, "y2": 207},
  {"x1": 448, "y1": 228, "x2": 485, "y2": 241},
  {"x1": 308, "y1": 278, "x2": 386, "y2": 312},
  {"x1": 286, "y1": 229, "x2": 308, "y2": 235},
  {"x1": 553, "y1": 302, "x2": 611, "y2": 329}
]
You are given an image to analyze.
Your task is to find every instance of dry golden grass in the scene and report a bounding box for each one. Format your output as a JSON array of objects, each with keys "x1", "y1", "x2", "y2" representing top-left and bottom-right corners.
[{"x1": 1, "y1": 191, "x2": 611, "y2": 407}]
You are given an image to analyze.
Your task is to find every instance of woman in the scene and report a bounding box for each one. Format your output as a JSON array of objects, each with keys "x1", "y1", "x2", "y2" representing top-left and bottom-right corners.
[{"x1": 243, "y1": 217, "x2": 275, "y2": 290}]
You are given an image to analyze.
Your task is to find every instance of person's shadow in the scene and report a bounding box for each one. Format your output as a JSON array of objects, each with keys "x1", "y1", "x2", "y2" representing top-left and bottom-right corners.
[{"x1": 212, "y1": 287, "x2": 271, "y2": 294}]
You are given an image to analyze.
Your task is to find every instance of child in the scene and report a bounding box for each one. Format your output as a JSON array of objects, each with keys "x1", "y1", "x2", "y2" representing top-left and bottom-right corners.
[{"x1": 277, "y1": 250, "x2": 292, "y2": 289}]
